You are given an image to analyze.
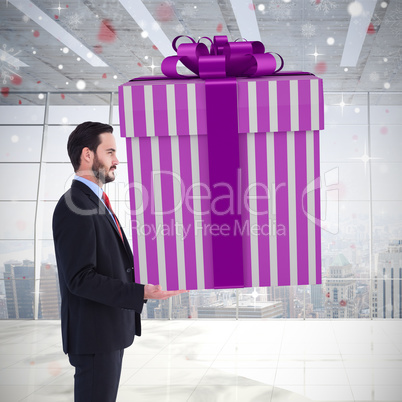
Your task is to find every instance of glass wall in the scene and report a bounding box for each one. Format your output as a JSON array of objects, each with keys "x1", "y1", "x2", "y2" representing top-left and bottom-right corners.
[{"x1": 0, "y1": 91, "x2": 401, "y2": 320}]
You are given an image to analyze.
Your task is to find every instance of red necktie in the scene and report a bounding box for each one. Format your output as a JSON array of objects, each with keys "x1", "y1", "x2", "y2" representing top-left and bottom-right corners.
[{"x1": 102, "y1": 191, "x2": 123, "y2": 242}]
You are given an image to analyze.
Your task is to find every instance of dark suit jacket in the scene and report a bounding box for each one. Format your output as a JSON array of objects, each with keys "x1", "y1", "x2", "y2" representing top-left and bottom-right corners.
[{"x1": 53, "y1": 180, "x2": 145, "y2": 355}]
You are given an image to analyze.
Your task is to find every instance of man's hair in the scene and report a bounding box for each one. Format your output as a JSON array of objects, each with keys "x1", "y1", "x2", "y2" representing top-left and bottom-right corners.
[{"x1": 67, "y1": 121, "x2": 113, "y2": 172}]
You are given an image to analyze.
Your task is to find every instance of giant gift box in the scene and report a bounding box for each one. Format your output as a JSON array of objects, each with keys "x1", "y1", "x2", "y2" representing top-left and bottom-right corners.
[{"x1": 119, "y1": 36, "x2": 324, "y2": 290}]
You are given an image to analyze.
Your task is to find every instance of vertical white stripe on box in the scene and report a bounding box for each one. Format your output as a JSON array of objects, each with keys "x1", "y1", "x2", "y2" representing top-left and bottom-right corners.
[
  {"x1": 286, "y1": 131, "x2": 298, "y2": 286},
  {"x1": 170, "y1": 136, "x2": 186, "y2": 289},
  {"x1": 306, "y1": 131, "x2": 317, "y2": 285},
  {"x1": 267, "y1": 132, "x2": 278, "y2": 287},
  {"x1": 187, "y1": 83, "x2": 198, "y2": 135},
  {"x1": 150, "y1": 137, "x2": 167, "y2": 290},
  {"x1": 310, "y1": 80, "x2": 319, "y2": 130},
  {"x1": 268, "y1": 81, "x2": 278, "y2": 133},
  {"x1": 131, "y1": 139, "x2": 147, "y2": 284},
  {"x1": 144, "y1": 85, "x2": 155, "y2": 137},
  {"x1": 167, "y1": 84, "x2": 177, "y2": 136},
  {"x1": 290, "y1": 80, "x2": 299, "y2": 132},
  {"x1": 123, "y1": 86, "x2": 134, "y2": 137},
  {"x1": 248, "y1": 81, "x2": 258, "y2": 133},
  {"x1": 247, "y1": 132, "x2": 260, "y2": 286},
  {"x1": 189, "y1": 135, "x2": 205, "y2": 289}
]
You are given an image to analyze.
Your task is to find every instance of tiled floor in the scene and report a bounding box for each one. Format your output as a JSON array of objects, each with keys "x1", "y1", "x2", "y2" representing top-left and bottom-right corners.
[{"x1": 0, "y1": 319, "x2": 401, "y2": 402}]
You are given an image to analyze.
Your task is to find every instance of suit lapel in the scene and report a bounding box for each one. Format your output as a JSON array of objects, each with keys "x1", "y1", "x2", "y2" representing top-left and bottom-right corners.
[{"x1": 71, "y1": 180, "x2": 132, "y2": 259}]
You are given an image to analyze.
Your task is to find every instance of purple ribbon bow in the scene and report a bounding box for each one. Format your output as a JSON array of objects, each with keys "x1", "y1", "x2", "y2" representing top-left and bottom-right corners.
[{"x1": 161, "y1": 35, "x2": 284, "y2": 79}]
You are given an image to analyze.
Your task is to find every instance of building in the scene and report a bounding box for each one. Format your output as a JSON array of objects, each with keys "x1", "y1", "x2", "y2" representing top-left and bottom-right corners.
[
  {"x1": 3, "y1": 260, "x2": 36, "y2": 319},
  {"x1": 373, "y1": 240, "x2": 402, "y2": 318},
  {"x1": 39, "y1": 263, "x2": 61, "y2": 319},
  {"x1": 324, "y1": 254, "x2": 356, "y2": 319}
]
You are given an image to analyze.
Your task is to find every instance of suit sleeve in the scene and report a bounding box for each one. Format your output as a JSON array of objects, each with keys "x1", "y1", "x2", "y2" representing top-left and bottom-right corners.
[{"x1": 53, "y1": 196, "x2": 145, "y2": 314}]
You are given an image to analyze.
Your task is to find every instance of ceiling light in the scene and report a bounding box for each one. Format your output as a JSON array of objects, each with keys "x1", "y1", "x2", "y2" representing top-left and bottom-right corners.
[
  {"x1": 8, "y1": 0, "x2": 108, "y2": 67},
  {"x1": 230, "y1": 0, "x2": 261, "y2": 41},
  {"x1": 340, "y1": 0, "x2": 377, "y2": 67},
  {"x1": 119, "y1": 0, "x2": 175, "y2": 57}
]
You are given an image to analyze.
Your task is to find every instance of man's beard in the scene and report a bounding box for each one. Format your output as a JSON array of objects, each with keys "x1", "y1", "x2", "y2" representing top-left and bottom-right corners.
[{"x1": 92, "y1": 154, "x2": 115, "y2": 184}]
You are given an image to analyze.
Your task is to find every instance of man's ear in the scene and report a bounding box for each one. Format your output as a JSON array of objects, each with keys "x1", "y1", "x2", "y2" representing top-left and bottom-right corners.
[{"x1": 81, "y1": 147, "x2": 93, "y2": 164}]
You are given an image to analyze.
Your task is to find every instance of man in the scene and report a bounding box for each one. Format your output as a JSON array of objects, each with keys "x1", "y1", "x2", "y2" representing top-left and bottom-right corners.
[{"x1": 53, "y1": 121, "x2": 186, "y2": 402}]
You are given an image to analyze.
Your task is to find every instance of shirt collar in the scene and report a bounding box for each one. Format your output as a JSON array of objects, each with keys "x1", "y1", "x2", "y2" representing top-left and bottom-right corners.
[{"x1": 74, "y1": 175, "x2": 103, "y2": 200}]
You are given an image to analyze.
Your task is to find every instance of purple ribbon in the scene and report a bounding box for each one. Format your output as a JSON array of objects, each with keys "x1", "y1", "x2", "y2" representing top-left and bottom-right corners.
[{"x1": 161, "y1": 35, "x2": 284, "y2": 79}]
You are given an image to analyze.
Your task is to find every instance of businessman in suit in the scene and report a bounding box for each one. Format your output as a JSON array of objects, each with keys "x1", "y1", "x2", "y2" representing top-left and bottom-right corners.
[{"x1": 53, "y1": 121, "x2": 186, "y2": 402}]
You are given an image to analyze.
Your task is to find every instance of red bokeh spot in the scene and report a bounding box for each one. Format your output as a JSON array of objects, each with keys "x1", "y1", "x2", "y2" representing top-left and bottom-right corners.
[
  {"x1": 61, "y1": 94, "x2": 65, "y2": 100},
  {"x1": 37, "y1": 81, "x2": 41, "y2": 84},
  {"x1": 98, "y1": 19, "x2": 117, "y2": 43},
  {"x1": 48, "y1": 361, "x2": 61, "y2": 376},
  {"x1": 93, "y1": 44, "x2": 103, "y2": 54},
  {"x1": 350, "y1": 244, "x2": 356, "y2": 249},
  {"x1": 102, "y1": 73, "x2": 107, "y2": 79},
  {"x1": 16, "y1": 220, "x2": 26, "y2": 231},
  {"x1": 156, "y1": 2, "x2": 174, "y2": 22},
  {"x1": 30, "y1": 361, "x2": 35, "y2": 365},
  {"x1": 352, "y1": 135, "x2": 358, "y2": 141},
  {"x1": 45, "y1": 264, "x2": 51, "y2": 270},
  {"x1": 385, "y1": 109, "x2": 389, "y2": 113},
  {"x1": 380, "y1": 126, "x2": 388, "y2": 135},
  {"x1": 23, "y1": 276, "x2": 26, "y2": 280},
  {"x1": 11, "y1": 74, "x2": 22, "y2": 85},
  {"x1": 315, "y1": 61, "x2": 327, "y2": 74},
  {"x1": 216, "y1": 23, "x2": 223, "y2": 32},
  {"x1": 54, "y1": 15, "x2": 59, "y2": 20},
  {"x1": 340, "y1": 300, "x2": 347, "y2": 307},
  {"x1": 248, "y1": 3, "x2": 255, "y2": 10},
  {"x1": 19, "y1": 100, "x2": 22, "y2": 104},
  {"x1": 1, "y1": 87, "x2": 9, "y2": 97},
  {"x1": 152, "y1": 45, "x2": 158, "y2": 50},
  {"x1": 33, "y1": 30, "x2": 40, "y2": 37},
  {"x1": 137, "y1": 62, "x2": 142, "y2": 67},
  {"x1": 66, "y1": 4, "x2": 69, "y2": 8},
  {"x1": 326, "y1": 292, "x2": 330, "y2": 298},
  {"x1": 367, "y1": 23, "x2": 375, "y2": 34}
]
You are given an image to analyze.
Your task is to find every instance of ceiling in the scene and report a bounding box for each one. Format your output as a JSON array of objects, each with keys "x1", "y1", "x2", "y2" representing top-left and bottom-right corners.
[{"x1": 0, "y1": 0, "x2": 401, "y2": 106}]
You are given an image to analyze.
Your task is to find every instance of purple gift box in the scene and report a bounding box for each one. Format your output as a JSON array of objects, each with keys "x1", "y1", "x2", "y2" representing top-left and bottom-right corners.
[{"x1": 118, "y1": 36, "x2": 324, "y2": 290}]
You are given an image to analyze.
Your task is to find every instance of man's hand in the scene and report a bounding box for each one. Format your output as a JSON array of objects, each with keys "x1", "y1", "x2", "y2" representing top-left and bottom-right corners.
[{"x1": 144, "y1": 284, "x2": 189, "y2": 300}]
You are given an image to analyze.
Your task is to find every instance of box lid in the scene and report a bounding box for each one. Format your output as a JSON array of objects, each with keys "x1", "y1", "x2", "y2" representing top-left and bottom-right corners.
[{"x1": 118, "y1": 74, "x2": 324, "y2": 138}]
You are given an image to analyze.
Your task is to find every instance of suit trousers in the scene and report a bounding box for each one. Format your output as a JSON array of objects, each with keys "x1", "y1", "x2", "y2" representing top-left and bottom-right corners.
[{"x1": 68, "y1": 349, "x2": 124, "y2": 402}]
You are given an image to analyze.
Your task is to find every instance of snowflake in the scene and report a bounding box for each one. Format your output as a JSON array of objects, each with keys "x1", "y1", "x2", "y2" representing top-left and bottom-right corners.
[
  {"x1": 301, "y1": 22, "x2": 316, "y2": 38},
  {"x1": 0, "y1": 44, "x2": 21, "y2": 84},
  {"x1": 267, "y1": 0, "x2": 295, "y2": 21},
  {"x1": 181, "y1": 4, "x2": 197, "y2": 18},
  {"x1": 369, "y1": 72, "x2": 379, "y2": 82},
  {"x1": 174, "y1": 24, "x2": 185, "y2": 34},
  {"x1": 63, "y1": 12, "x2": 83, "y2": 29},
  {"x1": 384, "y1": 3, "x2": 402, "y2": 39},
  {"x1": 310, "y1": 0, "x2": 337, "y2": 15}
]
